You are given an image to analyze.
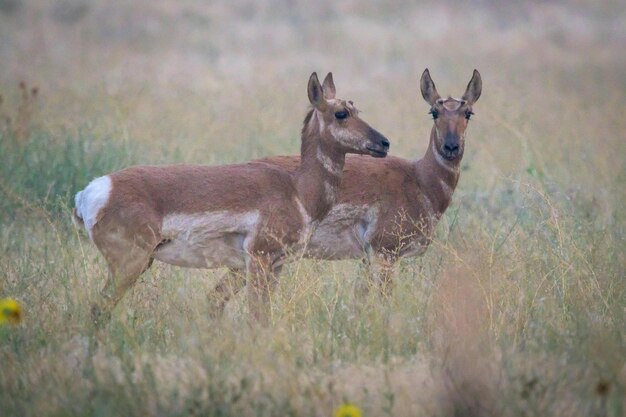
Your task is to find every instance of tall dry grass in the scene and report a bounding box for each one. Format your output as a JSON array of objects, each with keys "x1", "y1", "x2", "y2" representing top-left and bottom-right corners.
[{"x1": 0, "y1": 1, "x2": 625, "y2": 416}]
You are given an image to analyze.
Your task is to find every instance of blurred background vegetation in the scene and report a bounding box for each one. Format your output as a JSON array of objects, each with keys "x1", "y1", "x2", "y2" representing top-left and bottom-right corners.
[{"x1": 0, "y1": 1, "x2": 624, "y2": 416}]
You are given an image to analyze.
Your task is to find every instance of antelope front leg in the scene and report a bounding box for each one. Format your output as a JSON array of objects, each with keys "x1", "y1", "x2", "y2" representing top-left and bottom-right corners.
[
  {"x1": 246, "y1": 255, "x2": 280, "y2": 324},
  {"x1": 356, "y1": 250, "x2": 397, "y2": 298},
  {"x1": 208, "y1": 268, "x2": 245, "y2": 318},
  {"x1": 373, "y1": 253, "x2": 397, "y2": 297}
]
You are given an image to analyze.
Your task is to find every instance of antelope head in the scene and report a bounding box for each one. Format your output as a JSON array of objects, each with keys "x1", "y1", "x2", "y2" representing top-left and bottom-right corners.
[
  {"x1": 420, "y1": 69, "x2": 482, "y2": 161},
  {"x1": 307, "y1": 72, "x2": 390, "y2": 158}
]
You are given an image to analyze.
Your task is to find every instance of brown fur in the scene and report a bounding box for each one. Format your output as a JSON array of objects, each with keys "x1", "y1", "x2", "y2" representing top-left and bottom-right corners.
[
  {"x1": 100, "y1": 163, "x2": 303, "y2": 254},
  {"x1": 76, "y1": 72, "x2": 390, "y2": 324},
  {"x1": 253, "y1": 69, "x2": 482, "y2": 295}
]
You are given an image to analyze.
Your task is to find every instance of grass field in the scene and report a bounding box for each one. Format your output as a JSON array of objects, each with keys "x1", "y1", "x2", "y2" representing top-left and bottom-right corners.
[{"x1": 1, "y1": 1, "x2": 625, "y2": 416}]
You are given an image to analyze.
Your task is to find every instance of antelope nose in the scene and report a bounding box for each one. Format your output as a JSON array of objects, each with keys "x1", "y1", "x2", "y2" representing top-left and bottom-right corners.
[
  {"x1": 444, "y1": 143, "x2": 458, "y2": 152},
  {"x1": 381, "y1": 138, "x2": 390, "y2": 149}
]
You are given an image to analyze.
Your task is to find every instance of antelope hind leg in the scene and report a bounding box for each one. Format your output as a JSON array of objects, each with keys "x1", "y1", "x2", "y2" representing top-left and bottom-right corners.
[
  {"x1": 208, "y1": 268, "x2": 245, "y2": 318},
  {"x1": 373, "y1": 253, "x2": 397, "y2": 297},
  {"x1": 90, "y1": 231, "x2": 158, "y2": 329}
]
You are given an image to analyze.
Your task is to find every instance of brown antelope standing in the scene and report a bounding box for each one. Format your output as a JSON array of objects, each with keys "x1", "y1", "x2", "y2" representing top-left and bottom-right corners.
[
  {"x1": 212, "y1": 69, "x2": 481, "y2": 299},
  {"x1": 73, "y1": 72, "x2": 390, "y2": 324}
]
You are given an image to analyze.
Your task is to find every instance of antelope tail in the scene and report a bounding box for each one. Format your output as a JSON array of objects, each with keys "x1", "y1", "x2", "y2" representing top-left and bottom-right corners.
[{"x1": 72, "y1": 189, "x2": 85, "y2": 228}]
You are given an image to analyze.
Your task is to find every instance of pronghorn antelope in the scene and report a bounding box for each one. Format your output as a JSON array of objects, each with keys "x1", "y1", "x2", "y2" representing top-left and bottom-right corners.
[
  {"x1": 213, "y1": 69, "x2": 481, "y2": 297},
  {"x1": 73, "y1": 72, "x2": 390, "y2": 324}
]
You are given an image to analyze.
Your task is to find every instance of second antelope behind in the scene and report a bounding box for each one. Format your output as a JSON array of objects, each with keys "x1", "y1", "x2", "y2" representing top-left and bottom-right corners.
[
  {"x1": 73, "y1": 72, "x2": 390, "y2": 325},
  {"x1": 244, "y1": 69, "x2": 481, "y2": 295}
]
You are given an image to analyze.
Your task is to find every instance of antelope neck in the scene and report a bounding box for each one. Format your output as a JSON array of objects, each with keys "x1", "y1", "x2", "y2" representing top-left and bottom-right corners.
[
  {"x1": 415, "y1": 126, "x2": 461, "y2": 214},
  {"x1": 296, "y1": 109, "x2": 346, "y2": 222}
]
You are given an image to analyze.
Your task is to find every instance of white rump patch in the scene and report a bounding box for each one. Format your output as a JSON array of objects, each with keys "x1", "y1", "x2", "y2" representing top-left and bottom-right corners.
[{"x1": 74, "y1": 175, "x2": 112, "y2": 240}]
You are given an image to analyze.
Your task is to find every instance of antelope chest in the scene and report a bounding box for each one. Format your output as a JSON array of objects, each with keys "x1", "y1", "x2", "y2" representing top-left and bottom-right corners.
[
  {"x1": 305, "y1": 201, "x2": 439, "y2": 260},
  {"x1": 306, "y1": 204, "x2": 379, "y2": 259},
  {"x1": 370, "y1": 205, "x2": 438, "y2": 257}
]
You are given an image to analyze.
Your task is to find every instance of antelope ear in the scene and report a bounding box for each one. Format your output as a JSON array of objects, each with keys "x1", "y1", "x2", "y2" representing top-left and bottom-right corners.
[
  {"x1": 462, "y1": 69, "x2": 482, "y2": 104},
  {"x1": 420, "y1": 68, "x2": 441, "y2": 106},
  {"x1": 308, "y1": 72, "x2": 327, "y2": 110},
  {"x1": 322, "y1": 72, "x2": 336, "y2": 99}
]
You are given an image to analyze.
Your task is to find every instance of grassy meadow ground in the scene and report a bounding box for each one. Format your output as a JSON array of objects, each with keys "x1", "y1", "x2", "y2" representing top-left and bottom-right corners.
[{"x1": 1, "y1": 0, "x2": 625, "y2": 416}]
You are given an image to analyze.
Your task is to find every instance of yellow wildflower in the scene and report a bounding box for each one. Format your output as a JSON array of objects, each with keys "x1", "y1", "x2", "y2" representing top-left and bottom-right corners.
[
  {"x1": 0, "y1": 298, "x2": 22, "y2": 325},
  {"x1": 334, "y1": 403, "x2": 362, "y2": 417}
]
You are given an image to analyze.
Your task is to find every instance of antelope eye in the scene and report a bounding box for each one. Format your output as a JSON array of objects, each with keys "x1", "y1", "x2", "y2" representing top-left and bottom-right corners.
[
  {"x1": 429, "y1": 109, "x2": 438, "y2": 120},
  {"x1": 465, "y1": 110, "x2": 474, "y2": 120},
  {"x1": 335, "y1": 110, "x2": 349, "y2": 120}
]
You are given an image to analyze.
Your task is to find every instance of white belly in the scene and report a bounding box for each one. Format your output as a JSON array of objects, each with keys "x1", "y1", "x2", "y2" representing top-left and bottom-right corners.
[{"x1": 153, "y1": 210, "x2": 259, "y2": 269}]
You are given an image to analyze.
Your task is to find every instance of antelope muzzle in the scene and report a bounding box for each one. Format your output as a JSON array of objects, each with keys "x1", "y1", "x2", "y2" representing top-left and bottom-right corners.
[
  {"x1": 442, "y1": 133, "x2": 461, "y2": 160},
  {"x1": 366, "y1": 128, "x2": 390, "y2": 158}
]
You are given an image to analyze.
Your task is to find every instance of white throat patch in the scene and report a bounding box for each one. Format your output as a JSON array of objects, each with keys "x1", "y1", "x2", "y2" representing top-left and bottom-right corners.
[
  {"x1": 316, "y1": 147, "x2": 342, "y2": 177},
  {"x1": 431, "y1": 140, "x2": 458, "y2": 173}
]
